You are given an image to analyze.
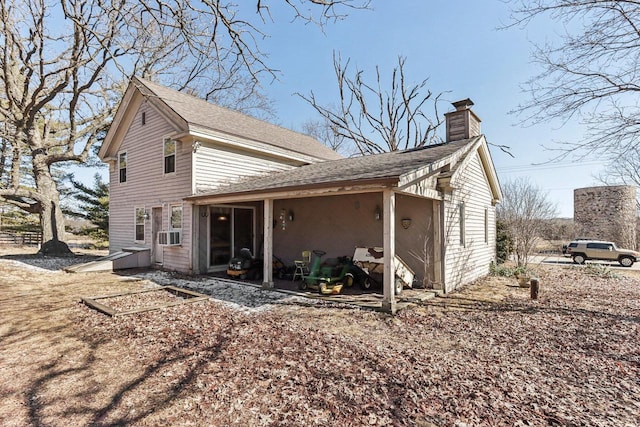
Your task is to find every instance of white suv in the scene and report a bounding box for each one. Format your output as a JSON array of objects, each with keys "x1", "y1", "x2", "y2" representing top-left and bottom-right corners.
[{"x1": 565, "y1": 240, "x2": 639, "y2": 267}]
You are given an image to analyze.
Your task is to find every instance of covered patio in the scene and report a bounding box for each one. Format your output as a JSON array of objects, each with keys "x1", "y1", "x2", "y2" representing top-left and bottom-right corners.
[
  {"x1": 185, "y1": 138, "x2": 485, "y2": 313},
  {"x1": 189, "y1": 187, "x2": 445, "y2": 314},
  {"x1": 207, "y1": 270, "x2": 443, "y2": 312}
]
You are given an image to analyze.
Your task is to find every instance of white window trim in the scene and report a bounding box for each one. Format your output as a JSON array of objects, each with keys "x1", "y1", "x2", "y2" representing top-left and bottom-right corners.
[
  {"x1": 484, "y1": 207, "x2": 489, "y2": 244},
  {"x1": 169, "y1": 204, "x2": 183, "y2": 231},
  {"x1": 135, "y1": 207, "x2": 145, "y2": 242},
  {"x1": 459, "y1": 202, "x2": 466, "y2": 247},
  {"x1": 163, "y1": 137, "x2": 176, "y2": 175},
  {"x1": 118, "y1": 151, "x2": 127, "y2": 184}
]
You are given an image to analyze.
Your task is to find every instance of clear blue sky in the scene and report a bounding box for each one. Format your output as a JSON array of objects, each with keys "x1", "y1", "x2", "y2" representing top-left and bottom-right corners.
[
  {"x1": 251, "y1": 0, "x2": 606, "y2": 217},
  {"x1": 81, "y1": 1, "x2": 602, "y2": 217}
]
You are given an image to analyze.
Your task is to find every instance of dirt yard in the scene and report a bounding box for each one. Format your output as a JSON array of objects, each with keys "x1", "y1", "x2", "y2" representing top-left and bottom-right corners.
[{"x1": 1, "y1": 246, "x2": 639, "y2": 426}]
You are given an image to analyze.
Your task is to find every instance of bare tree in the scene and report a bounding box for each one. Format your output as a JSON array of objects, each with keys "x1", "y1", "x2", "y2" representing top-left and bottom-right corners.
[
  {"x1": 301, "y1": 118, "x2": 353, "y2": 156},
  {"x1": 0, "y1": 0, "x2": 368, "y2": 254},
  {"x1": 596, "y1": 154, "x2": 640, "y2": 212},
  {"x1": 508, "y1": 1, "x2": 640, "y2": 162},
  {"x1": 299, "y1": 53, "x2": 445, "y2": 155},
  {"x1": 497, "y1": 177, "x2": 557, "y2": 267}
]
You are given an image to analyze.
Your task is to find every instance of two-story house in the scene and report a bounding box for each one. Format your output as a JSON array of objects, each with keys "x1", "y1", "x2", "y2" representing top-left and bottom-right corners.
[{"x1": 99, "y1": 77, "x2": 502, "y2": 313}]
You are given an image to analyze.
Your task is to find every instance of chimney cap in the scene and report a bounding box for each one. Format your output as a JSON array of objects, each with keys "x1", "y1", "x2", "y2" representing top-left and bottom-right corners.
[{"x1": 452, "y1": 98, "x2": 474, "y2": 111}]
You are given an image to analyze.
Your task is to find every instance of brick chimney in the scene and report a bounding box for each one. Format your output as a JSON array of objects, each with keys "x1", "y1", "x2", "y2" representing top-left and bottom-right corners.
[{"x1": 444, "y1": 98, "x2": 481, "y2": 142}]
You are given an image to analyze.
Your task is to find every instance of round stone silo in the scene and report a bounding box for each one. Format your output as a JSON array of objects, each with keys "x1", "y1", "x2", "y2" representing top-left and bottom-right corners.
[{"x1": 573, "y1": 185, "x2": 637, "y2": 249}]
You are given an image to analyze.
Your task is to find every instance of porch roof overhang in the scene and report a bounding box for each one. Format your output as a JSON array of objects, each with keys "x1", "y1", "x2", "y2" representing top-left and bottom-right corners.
[
  {"x1": 185, "y1": 177, "x2": 399, "y2": 205},
  {"x1": 181, "y1": 127, "x2": 329, "y2": 165},
  {"x1": 184, "y1": 137, "x2": 480, "y2": 205}
]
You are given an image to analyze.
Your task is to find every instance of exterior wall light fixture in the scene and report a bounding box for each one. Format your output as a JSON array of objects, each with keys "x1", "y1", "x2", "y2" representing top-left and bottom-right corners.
[{"x1": 374, "y1": 206, "x2": 382, "y2": 221}]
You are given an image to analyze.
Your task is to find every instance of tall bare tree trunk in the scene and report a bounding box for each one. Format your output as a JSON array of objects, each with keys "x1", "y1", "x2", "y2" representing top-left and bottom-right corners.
[{"x1": 32, "y1": 143, "x2": 71, "y2": 255}]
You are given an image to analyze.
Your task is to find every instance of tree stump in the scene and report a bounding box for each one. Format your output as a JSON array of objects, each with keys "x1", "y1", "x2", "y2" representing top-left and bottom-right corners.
[{"x1": 530, "y1": 278, "x2": 540, "y2": 300}]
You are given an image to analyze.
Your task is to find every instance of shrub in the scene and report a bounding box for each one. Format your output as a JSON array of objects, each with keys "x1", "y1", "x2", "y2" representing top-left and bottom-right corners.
[{"x1": 490, "y1": 262, "x2": 536, "y2": 278}]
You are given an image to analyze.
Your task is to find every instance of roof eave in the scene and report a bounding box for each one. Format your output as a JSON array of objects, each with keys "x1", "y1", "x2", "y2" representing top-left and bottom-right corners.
[
  {"x1": 98, "y1": 77, "x2": 188, "y2": 160},
  {"x1": 188, "y1": 126, "x2": 332, "y2": 164},
  {"x1": 476, "y1": 137, "x2": 503, "y2": 203},
  {"x1": 397, "y1": 137, "x2": 479, "y2": 191},
  {"x1": 185, "y1": 177, "x2": 399, "y2": 205},
  {"x1": 447, "y1": 135, "x2": 502, "y2": 203},
  {"x1": 98, "y1": 81, "x2": 138, "y2": 159}
]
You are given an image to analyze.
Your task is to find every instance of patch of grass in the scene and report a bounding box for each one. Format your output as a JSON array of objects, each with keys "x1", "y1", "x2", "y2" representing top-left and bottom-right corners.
[
  {"x1": 578, "y1": 264, "x2": 620, "y2": 279},
  {"x1": 490, "y1": 262, "x2": 537, "y2": 278}
]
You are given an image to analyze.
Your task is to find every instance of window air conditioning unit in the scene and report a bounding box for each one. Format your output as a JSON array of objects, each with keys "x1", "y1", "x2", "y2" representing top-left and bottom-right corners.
[{"x1": 158, "y1": 231, "x2": 181, "y2": 246}]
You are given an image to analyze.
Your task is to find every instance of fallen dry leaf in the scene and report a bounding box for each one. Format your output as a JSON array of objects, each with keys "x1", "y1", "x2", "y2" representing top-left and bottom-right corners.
[{"x1": 1, "y1": 247, "x2": 638, "y2": 426}]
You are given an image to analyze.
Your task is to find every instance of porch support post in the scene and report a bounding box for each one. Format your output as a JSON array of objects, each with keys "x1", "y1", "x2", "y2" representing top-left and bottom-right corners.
[
  {"x1": 382, "y1": 189, "x2": 396, "y2": 314},
  {"x1": 262, "y1": 198, "x2": 274, "y2": 288},
  {"x1": 191, "y1": 204, "x2": 198, "y2": 273},
  {"x1": 439, "y1": 199, "x2": 447, "y2": 292},
  {"x1": 432, "y1": 200, "x2": 443, "y2": 289}
]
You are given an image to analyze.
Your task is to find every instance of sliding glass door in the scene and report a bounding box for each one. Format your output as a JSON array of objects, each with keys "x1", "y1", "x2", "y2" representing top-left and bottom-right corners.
[{"x1": 209, "y1": 206, "x2": 255, "y2": 269}]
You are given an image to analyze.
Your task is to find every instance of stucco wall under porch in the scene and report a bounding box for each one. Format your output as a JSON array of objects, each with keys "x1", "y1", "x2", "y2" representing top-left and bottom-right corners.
[{"x1": 193, "y1": 192, "x2": 437, "y2": 289}]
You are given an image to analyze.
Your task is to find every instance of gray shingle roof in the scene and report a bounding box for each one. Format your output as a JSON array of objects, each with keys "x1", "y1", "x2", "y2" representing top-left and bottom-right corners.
[
  {"x1": 188, "y1": 137, "x2": 480, "y2": 199},
  {"x1": 135, "y1": 77, "x2": 342, "y2": 161}
]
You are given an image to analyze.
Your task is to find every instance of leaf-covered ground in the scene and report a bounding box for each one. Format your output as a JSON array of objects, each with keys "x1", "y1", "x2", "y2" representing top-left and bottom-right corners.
[{"x1": 0, "y1": 250, "x2": 638, "y2": 426}]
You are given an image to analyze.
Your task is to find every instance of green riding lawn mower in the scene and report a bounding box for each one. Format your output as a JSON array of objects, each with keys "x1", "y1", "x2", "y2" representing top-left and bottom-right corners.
[
  {"x1": 299, "y1": 250, "x2": 356, "y2": 295},
  {"x1": 299, "y1": 247, "x2": 415, "y2": 296}
]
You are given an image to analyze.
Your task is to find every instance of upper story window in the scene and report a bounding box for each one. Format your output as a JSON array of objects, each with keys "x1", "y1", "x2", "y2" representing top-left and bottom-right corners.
[
  {"x1": 164, "y1": 138, "x2": 176, "y2": 174},
  {"x1": 119, "y1": 152, "x2": 127, "y2": 183},
  {"x1": 141, "y1": 111, "x2": 146, "y2": 125},
  {"x1": 135, "y1": 207, "x2": 145, "y2": 241},
  {"x1": 170, "y1": 205, "x2": 182, "y2": 231}
]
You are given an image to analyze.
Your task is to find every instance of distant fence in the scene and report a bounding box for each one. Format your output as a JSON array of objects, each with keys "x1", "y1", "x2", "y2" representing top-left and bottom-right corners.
[{"x1": 0, "y1": 231, "x2": 42, "y2": 246}]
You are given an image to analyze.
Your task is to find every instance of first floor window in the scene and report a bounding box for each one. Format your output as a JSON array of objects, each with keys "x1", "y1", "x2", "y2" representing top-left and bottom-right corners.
[
  {"x1": 459, "y1": 202, "x2": 466, "y2": 247},
  {"x1": 135, "y1": 208, "x2": 145, "y2": 241},
  {"x1": 484, "y1": 207, "x2": 489, "y2": 244},
  {"x1": 170, "y1": 205, "x2": 182, "y2": 231}
]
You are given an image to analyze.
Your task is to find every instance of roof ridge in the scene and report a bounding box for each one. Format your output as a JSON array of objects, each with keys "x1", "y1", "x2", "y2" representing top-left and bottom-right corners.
[
  {"x1": 135, "y1": 77, "x2": 327, "y2": 143},
  {"x1": 133, "y1": 77, "x2": 342, "y2": 161}
]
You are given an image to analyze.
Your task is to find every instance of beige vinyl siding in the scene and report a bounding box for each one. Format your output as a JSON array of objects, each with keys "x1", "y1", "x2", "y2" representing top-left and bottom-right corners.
[
  {"x1": 443, "y1": 152, "x2": 496, "y2": 292},
  {"x1": 158, "y1": 203, "x2": 192, "y2": 272},
  {"x1": 109, "y1": 102, "x2": 194, "y2": 272},
  {"x1": 194, "y1": 142, "x2": 297, "y2": 193}
]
